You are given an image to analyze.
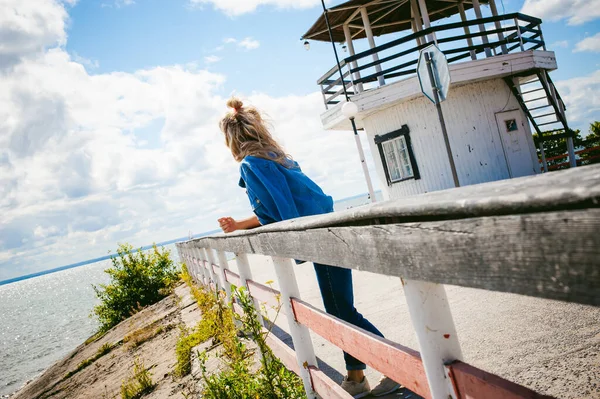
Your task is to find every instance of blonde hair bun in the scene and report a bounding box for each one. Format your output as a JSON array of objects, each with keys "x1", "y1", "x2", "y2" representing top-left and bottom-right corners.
[{"x1": 227, "y1": 97, "x2": 244, "y2": 111}]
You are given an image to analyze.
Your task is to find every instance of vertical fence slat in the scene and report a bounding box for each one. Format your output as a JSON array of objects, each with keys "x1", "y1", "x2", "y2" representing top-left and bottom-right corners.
[
  {"x1": 204, "y1": 247, "x2": 220, "y2": 290},
  {"x1": 215, "y1": 250, "x2": 232, "y2": 302},
  {"x1": 271, "y1": 256, "x2": 318, "y2": 399},
  {"x1": 402, "y1": 279, "x2": 463, "y2": 399},
  {"x1": 194, "y1": 247, "x2": 208, "y2": 286},
  {"x1": 204, "y1": 248, "x2": 220, "y2": 291},
  {"x1": 235, "y1": 253, "x2": 265, "y2": 326}
]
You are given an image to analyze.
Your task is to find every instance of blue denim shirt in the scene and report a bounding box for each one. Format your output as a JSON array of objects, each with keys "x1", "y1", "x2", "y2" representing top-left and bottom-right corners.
[{"x1": 239, "y1": 155, "x2": 334, "y2": 226}]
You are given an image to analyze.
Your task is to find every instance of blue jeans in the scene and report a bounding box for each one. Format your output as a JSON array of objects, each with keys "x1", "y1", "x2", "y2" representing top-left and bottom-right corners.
[{"x1": 313, "y1": 263, "x2": 384, "y2": 371}]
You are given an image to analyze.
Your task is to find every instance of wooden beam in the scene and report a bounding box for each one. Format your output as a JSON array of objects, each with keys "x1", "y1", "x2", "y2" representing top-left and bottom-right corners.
[
  {"x1": 198, "y1": 209, "x2": 600, "y2": 306},
  {"x1": 472, "y1": 0, "x2": 492, "y2": 57},
  {"x1": 308, "y1": 367, "x2": 355, "y2": 399},
  {"x1": 360, "y1": 7, "x2": 385, "y2": 86},
  {"x1": 224, "y1": 268, "x2": 242, "y2": 287},
  {"x1": 247, "y1": 279, "x2": 280, "y2": 308},
  {"x1": 265, "y1": 333, "x2": 300, "y2": 375},
  {"x1": 458, "y1": 1, "x2": 477, "y2": 60},
  {"x1": 447, "y1": 361, "x2": 556, "y2": 399},
  {"x1": 192, "y1": 166, "x2": 600, "y2": 306},
  {"x1": 292, "y1": 298, "x2": 432, "y2": 398}
]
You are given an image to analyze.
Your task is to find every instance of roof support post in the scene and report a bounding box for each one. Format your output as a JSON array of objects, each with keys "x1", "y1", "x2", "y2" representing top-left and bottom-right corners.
[
  {"x1": 343, "y1": 23, "x2": 364, "y2": 93},
  {"x1": 417, "y1": 0, "x2": 437, "y2": 44},
  {"x1": 567, "y1": 136, "x2": 577, "y2": 168},
  {"x1": 458, "y1": 1, "x2": 477, "y2": 60},
  {"x1": 409, "y1": 0, "x2": 424, "y2": 47},
  {"x1": 489, "y1": 0, "x2": 508, "y2": 54},
  {"x1": 472, "y1": 0, "x2": 492, "y2": 57},
  {"x1": 360, "y1": 7, "x2": 385, "y2": 87}
]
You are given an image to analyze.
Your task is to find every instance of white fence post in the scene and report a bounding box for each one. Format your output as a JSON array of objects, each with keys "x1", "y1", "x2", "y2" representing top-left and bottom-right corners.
[
  {"x1": 235, "y1": 252, "x2": 265, "y2": 326},
  {"x1": 194, "y1": 247, "x2": 208, "y2": 286},
  {"x1": 204, "y1": 248, "x2": 222, "y2": 291},
  {"x1": 181, "y1": 245, "x2": 191, "y2": 280},
  {"x1": 215, "y1": 250, "x2": 232, "y2": 302},
  {"x1": 402, "y1": 279, "x2": 462, "y2": 399},
  {"x1": 272, "y1": 256, "x2": 318, "y2": 399}
]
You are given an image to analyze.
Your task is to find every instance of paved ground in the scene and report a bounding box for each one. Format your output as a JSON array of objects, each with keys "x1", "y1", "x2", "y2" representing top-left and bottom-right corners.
[{"x1": 227, "y1": 255, "x2": 600, "y2": 399}]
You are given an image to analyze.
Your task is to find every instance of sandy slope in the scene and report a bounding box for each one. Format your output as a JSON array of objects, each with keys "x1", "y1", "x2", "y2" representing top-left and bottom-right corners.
[{"x1": 11, "y1": 284, "x2": 203, "y2": 399}]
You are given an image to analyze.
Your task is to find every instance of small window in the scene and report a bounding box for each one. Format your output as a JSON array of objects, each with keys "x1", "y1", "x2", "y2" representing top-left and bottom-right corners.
[
  {"x1": 374, "y1": 125, "x2": 420, "y2": 185},
  {"x1": 505, "y1": 119, "x2": 518, "y2": 132}
]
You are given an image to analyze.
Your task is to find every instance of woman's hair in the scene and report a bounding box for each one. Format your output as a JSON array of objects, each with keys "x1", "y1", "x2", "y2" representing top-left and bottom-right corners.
[{"x1": 219, "y1": 97, "x2": 291, "y2": 166}]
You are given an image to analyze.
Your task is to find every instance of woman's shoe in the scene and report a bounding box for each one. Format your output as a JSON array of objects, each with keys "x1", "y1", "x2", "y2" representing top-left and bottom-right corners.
[
  {"x1": 340, "y1": 376, "x2": 371, "y2": 398},
  {"x1": 370, "y1": 376, "x2": 401, "y2": 397}
]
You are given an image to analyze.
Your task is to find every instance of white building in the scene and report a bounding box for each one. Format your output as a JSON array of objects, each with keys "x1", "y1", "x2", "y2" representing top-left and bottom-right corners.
[{"x1": 302, "y1": 0, "x2": 574, "y2": 200}]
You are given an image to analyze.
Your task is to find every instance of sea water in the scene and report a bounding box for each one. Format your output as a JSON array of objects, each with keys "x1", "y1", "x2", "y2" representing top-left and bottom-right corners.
[{"x1": 0, "y1": 192, "x2": 380, "y2": 396}]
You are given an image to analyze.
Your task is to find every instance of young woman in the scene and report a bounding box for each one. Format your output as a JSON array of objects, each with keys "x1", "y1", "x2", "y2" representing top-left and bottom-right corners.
[{"x1": 217, "y1": 98, "x2": 400, "y2": 398}]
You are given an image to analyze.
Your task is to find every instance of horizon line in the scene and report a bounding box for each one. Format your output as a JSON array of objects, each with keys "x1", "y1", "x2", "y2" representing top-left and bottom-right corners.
[{"x1": 0, "y1": 191, "x2": 381, "y2": 286}]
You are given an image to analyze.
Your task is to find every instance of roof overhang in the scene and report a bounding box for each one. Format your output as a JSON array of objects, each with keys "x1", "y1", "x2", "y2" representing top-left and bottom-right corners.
[{"x1": 302, "y1": 0, "x2": 489, "y2": 43}]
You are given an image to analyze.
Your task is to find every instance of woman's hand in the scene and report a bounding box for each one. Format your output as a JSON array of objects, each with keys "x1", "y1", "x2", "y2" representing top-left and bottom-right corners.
[
  {"x1": 218, "y1": 217, "x2": 239, "y2": 233},
  {"x1": 218, "y1": 215, "x2": 262, "y2": 233}
]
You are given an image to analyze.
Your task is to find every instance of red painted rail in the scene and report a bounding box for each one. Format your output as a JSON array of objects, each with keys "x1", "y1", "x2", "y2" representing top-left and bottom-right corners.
[
  {"x1": 265, "y1": 333, "x2": 300, "y2": 375},
  {"x1": 447, "y1": 362, "x2": 554, "y2": 399},
  {"x1": 539, "y1": 145, "x2": 600, "y2": 163},
  {"x1": 247, "y1": 279, "x2": 280, "y2": 308},
  {"x1": 223, "y1": 269, "x2": 242, "y2": 286},
  {"x1": 292, "y1": 298, "x2": 431, "y2": 398},
  {"x1": 308, "y1": 366, "x2": 354, "y2": 399}
]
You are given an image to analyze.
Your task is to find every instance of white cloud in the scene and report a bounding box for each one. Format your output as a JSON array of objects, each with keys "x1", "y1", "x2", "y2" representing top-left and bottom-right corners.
[
  {"x1": 102, "y1": 0, "x2": 135, "y2": 7},
  {"x1": 552, "y1": 40, "x2": 569, "y2": 49},
  {"x1": 204, "y1": 55, "x2": 222, "y2": 64},
  {"x1": 71, "y1": 52, "x2": 100, "y2": 69},
  {"x1": 521, "y1": 0, "x2": 600, "y2": 25},
  {"x1": 189, "y1": 0, "x2": 318, "y2": 16},
  {"x1": 0, "y1": 0, "x2": 68, "y2": 69},
  {"x1": 574, "y1": 33, "x2": 600, "y2": 52},
  {"x1": 556, "y1": 70, "x2": 600, "y2": 126},
  {"x1": 0, "y1": 0, "x2": 377, "y2": 281},
  {"x1": 221, "y1": 37, "x2": 261, "y2": 51},
  {"x1": 238, "y1": 37, "x2": 260, "y2": 50}
]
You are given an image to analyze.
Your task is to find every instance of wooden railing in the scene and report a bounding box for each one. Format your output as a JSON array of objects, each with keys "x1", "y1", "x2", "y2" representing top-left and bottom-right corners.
[
  {"x1": 176, "y1": 164, "x2": 600, "y2": 399},
  {"x1": 538, "y1": 145, "x2": 600, "y2": 171},
  {"x1": 318, "y1": 13, "x2": 546, "y2": 108}
]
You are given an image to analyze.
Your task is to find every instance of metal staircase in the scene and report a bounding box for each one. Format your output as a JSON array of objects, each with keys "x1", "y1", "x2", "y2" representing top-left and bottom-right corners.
[
  {"x1": 504, "y1": 69, "x2": 576, "y2": 171},
  {"x1": 504, "y1": 70, "x2": 569, "y2": 136}
]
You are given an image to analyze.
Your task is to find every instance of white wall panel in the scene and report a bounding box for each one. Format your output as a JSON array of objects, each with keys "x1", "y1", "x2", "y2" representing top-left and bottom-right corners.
[{"x1": 363, "y1": 78, "x2": 535, "y2": 199}]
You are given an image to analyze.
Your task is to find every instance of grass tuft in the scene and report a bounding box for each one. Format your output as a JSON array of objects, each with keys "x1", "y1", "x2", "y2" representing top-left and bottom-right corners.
[{"x1": 120, "y1": 358, "x2": 154, "y2": 399}]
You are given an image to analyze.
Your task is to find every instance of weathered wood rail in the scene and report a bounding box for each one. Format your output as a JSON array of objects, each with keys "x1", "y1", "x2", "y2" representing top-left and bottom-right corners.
[{"x1": 176, "y1": 164, "x2": 600, "y2": 399}]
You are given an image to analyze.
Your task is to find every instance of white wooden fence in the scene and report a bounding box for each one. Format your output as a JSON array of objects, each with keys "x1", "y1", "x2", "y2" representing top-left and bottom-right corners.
[{"x1": 176, "y1": 164, "x2": 600, "y2": 399}]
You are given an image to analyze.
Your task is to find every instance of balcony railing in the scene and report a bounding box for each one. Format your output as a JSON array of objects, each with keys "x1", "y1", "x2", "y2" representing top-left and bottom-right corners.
[
  {"x1": 318, "y1": 13, "x2": 546, "y2": 109},
  {"x1": 176, "y1": 164, "x2": 599, "y2": 399}
]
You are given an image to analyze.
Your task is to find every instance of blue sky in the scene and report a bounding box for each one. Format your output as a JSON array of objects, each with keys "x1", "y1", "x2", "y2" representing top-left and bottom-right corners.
[
  {"x1": 0, "y1": 0, "x2": 599, "y2": 281},
  {"x1": 63, "y1": 0, "x2": 600, "y2": 102}
]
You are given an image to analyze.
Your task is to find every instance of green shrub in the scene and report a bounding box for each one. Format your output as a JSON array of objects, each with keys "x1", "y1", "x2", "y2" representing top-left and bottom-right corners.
[{"x1": 93, "y1": 244, "x2": 179, "y2": 332}]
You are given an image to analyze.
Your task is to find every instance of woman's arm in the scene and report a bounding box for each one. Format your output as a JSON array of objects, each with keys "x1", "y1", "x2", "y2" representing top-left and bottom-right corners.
[{"x1": 218, "y1": 215, "x2": 261, "y2": 233}]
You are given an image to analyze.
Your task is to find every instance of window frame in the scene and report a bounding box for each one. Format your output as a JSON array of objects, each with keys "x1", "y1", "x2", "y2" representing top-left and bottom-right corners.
[{"x1": 374, "y1": 125, "x2": 420, "y2": 185}]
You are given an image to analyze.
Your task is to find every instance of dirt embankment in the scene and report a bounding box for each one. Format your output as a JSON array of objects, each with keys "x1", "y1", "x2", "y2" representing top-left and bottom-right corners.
[{"x1": 11, "y1": 284, "x2": 207, "y2": 399}]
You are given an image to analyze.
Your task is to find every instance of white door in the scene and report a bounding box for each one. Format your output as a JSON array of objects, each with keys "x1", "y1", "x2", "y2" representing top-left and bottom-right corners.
[{"x1": 495, "y1": 110, "x2": 537, "y2": 178}]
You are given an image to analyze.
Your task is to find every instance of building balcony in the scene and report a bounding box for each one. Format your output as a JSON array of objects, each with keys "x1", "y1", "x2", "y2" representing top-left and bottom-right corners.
[{"x1": 317, "y1": 12, "x2": 551, "y2": 127}]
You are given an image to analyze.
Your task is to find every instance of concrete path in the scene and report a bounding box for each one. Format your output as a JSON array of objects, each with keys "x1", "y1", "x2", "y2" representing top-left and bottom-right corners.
[{"x1": 227, "y1": 255, "x2": 600, "y2": 399}]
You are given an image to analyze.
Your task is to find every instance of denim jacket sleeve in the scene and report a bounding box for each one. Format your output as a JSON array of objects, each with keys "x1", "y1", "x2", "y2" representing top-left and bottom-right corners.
[{"x1": 239, "y1": 160, "x2": 301, "y2": 225}]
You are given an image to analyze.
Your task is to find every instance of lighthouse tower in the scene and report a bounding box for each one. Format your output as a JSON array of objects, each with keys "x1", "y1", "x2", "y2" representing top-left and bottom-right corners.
[{"x1": 302, "y1": 0, "x2": 574, "y2": 200}]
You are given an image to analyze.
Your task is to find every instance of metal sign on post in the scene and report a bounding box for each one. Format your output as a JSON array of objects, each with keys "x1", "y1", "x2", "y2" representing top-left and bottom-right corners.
[{"x1": 417, "y1": 45, "x2": 460, "y2": 187}]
